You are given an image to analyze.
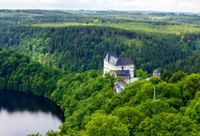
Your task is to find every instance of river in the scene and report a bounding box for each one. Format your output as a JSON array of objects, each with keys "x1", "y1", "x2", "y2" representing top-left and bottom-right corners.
[{"x1": 0, "y1": 90, "x2": 64, "y2": 136}]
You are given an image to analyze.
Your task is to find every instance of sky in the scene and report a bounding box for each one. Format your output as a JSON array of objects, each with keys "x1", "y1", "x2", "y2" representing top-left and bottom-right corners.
[{"x1": 0, "y1": 0, "x2": 200, "y2": 13}]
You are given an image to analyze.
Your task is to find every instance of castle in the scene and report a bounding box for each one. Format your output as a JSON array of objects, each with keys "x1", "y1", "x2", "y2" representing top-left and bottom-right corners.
[{"x1": 103, "y1": 52, "x2": 135, "y2": 84}]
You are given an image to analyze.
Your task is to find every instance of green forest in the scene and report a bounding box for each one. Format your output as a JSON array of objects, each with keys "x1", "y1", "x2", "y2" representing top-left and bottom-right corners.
[
  {"x1": 0, "y1": 10, "x2": 200, "y2": 135},
  {"x1": 1, "y1": 10, "x2": 200, "y2": 73},
  {"x1": 0, "y1": 49, "x2": 200, "y2": 136}
]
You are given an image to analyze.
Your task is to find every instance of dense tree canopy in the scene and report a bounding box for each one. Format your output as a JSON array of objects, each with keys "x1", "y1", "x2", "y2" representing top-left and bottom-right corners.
[
  {"x1": 85, "y1": 113, "x2": 129, "y2": 136},
  {"x1": 0, "y1": 10, "x2": 200, "y2": 73},
  {"x1": 0, "y1": 10, "x2": 200, "y2": 135},
  {"x1": 1, "y1": 49, "x2": 200, "y2": 135}
]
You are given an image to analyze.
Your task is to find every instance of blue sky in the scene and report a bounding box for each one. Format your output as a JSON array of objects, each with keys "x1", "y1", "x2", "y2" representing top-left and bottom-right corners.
[{"x1": 0, "y1": 0, "x2": 200, "y2": 13}]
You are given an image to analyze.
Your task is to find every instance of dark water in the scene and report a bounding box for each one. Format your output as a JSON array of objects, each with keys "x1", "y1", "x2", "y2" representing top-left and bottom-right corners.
[{"x1": 0, "y1": 90, "x2": 64, "y2": 136}]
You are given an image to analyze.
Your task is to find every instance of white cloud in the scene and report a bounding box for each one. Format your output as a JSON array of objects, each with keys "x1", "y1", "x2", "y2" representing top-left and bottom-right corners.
[{"x1": 0, "y1": 0, "x2": 200, "y2": 13}]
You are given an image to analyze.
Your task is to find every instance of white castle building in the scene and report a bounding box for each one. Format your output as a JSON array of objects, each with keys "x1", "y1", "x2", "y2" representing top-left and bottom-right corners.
[{"x1": 104, "y1": 52, "x2": 135, "y2": 84}]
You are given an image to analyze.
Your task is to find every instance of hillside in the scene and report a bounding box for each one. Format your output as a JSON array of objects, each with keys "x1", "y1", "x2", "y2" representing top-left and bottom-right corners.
[
  {"x1": 0, "y1": 24, "x2": 200, "y2": 73},
  {"x1": 2, "y1": 10, "x2": 200, "y2": 25},
  {"x1": 0, "y1": 10, "x2": 200, "y2": 74},
  {"x1": 67, "y1": 10, "x2": 200, "y2": 25},
  {"x1": 0, "y1": 10, "x2": 200, "y2": 135},
  {"x1": 0, "y1": 49, "x2": 200, "y2": 135}
]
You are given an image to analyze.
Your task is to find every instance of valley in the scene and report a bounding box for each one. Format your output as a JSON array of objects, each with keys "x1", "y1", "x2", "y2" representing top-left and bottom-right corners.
[{"x1": 0, "y1": 10, "x2": 200, "y2": 135}]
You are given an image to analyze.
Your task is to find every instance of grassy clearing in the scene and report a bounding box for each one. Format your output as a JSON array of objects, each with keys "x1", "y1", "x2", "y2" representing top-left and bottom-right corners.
[{"x1": 32, "y1": 22, "x2": 200, "y2": 35}]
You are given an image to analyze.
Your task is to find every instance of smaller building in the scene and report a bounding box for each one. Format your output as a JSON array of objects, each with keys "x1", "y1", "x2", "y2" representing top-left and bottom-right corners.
[
  {"x1": 114, "y1": 81, "x2": 125, "y2": 93},
  {"x1": 153, "y1": 69, "x2": 161, "y2": 78}
]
